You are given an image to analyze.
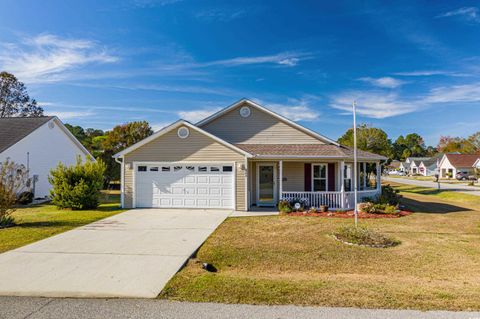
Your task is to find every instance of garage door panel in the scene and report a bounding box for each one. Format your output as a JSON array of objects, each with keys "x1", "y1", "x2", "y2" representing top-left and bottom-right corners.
[{"x1": 135, "y1": 163, "x2": 234, "y2": 209}]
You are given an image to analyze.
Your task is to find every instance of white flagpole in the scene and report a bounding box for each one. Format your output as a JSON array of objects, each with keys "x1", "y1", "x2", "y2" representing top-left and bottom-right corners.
[{"x1": 353, "y1": 101, "x2": 358, "y2": 227}]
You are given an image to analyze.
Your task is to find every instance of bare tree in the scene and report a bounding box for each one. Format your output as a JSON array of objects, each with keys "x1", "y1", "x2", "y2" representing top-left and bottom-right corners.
[{"x1": 0, "y1": 159, "x2": 30, "y2": 227}]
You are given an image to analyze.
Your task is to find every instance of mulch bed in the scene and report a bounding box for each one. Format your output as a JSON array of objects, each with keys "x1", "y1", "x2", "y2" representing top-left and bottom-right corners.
[{"x1": 287, "y1": 210, "x2": 412, "y2": 219}]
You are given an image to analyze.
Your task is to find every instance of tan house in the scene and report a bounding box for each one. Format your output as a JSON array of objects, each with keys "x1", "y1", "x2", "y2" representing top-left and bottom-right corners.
[{"x1": 114, "y1": 99, "x2": 386, "y2": 211}]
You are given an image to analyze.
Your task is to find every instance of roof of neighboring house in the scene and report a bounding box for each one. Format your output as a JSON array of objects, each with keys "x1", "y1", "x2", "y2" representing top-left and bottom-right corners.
[
  {"x1": 234, "y1": 144, "x2": 386, "y2": 160},
  {"x1": 444, "y1": 154, "x2": 480, "y2": 168},
  {"x1": 406, "y1": 157, "x2": 430, "y2": 163},
  {"x1": 388, "y1": 160, "x2": 401, "y2": 168},
  {"x1": 0, "y1": 116, "x2": 54, "y2": 153},
  {"x1": 401, "y1": 162, "x2": 411, "y2": 169}
]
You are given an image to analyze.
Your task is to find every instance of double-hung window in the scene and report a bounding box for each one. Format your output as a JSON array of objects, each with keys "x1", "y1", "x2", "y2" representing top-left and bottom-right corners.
[{"x1": 312, "y1": 164, "x2": 327, "y2": 191}]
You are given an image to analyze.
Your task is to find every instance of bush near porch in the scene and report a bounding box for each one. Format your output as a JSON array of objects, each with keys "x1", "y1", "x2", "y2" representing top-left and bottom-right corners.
[{"x1": 160, "y1": 185, "x2": 480, "y2": 311}]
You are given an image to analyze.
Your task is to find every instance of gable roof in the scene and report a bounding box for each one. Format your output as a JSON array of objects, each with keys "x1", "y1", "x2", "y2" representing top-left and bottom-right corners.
[
  {"x1": 234, "y1": 144, "x2": 386, "y2": 160},
  {"x1": 444, "y1": 154, "x2": 480, "y2": 168},
  {"x1": 113, "y1": 120, "x2": 253, "y2": 158},
  {"x1": 0, "y1": 116, "x2": 92, "y2": 158},
  {"x1": 196, "y1": 99, "x2": 339, "y2": 146},
  {"x1": 0, "y1": 116, "x2": 54, "y2": 153},
  {"x1": 474, "y1": 158, "x2": 480, "y2": 168}
]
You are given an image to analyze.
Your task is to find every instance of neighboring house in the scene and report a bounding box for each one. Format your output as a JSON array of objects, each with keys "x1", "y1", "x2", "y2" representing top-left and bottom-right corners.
[
  {"x1": 399, "y1": 161, "x2": 410, "y2": 173},
  {"x1": 0, "y1": 117, "x2": 92, "y2": 198},
  {"x1": 438, "y1": 154, "x2": 480, "y2": 178},
  {"x1": 418, "y1": 153, "x2": 444, "y2": 177},
  {"x1": 402, "y1": 157, "x2": 429, "y2": 175},
  {"x1": 387, "y1": 160, "x2": 401, "y2": 170},
  {"x1": 113, "y1": 99, "x2": 386, "y2": 211}
]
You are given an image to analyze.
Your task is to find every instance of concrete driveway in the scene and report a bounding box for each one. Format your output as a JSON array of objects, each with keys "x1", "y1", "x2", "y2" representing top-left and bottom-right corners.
[{"x1": 0, "y1": 209, "x2": 230, "y2": 298}]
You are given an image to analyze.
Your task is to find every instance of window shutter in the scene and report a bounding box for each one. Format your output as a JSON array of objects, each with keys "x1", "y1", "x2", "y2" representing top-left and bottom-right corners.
[
  {"x1": 328, "y1": 163, "x2": 335, "y2": 191},
  {"x1": 304, "y1": 163, "x2": 311, "y2": 191}
]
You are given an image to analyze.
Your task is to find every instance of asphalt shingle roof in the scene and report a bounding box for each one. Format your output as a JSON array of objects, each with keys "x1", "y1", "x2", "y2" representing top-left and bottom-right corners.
[
  {"x1": 445, "y1": 154, "x2": 480, "y2": 168},
  {"x1": 0, "y1": 117, "x2": 54, "y2": 153},
  {"x1": 235, "y1": 144, "x2": 386, "y2": 160}
]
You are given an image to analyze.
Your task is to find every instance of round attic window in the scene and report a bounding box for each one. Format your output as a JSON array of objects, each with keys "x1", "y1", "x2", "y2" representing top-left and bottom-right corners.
[
  {"x1": 48, "y1": 122, "x2": 55, "y2": 129},
  {"x1": 239, "y1": 106, "x2": 251, "y2": 118},
  {"x1": 177, "y1": 126, "x2": 189, "y2": 139}
]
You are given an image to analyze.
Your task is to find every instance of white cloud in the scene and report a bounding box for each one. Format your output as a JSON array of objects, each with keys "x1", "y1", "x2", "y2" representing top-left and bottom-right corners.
[
  {"x1": 177, "y1": 108, "x2": 222, "y2": 123},
  {"x1": 393, "y1": 70, "x2": 465, "y2": 77},
  {"x1": 424, "y1": 82, "x2": 480, "y2": 103},
  {"x1": 330, "y1": 91, "x2": 421, "y2": 119},
  {"x1": 265, "y1": 99, "x2": 320, "y2": 121},
  {"x1": 201, "y1": 52, "x2": 306, "y2": 68},
  {"x1": 45, "y1": 110, "x2": 95, "y2": 120},
  {"x1": 358, "y1": 77, "x2": 405, "y2": 88},
  {"x1": 196, "y1": 8, "x2": 247, "y2": 22},
  {"x1": 150, "y1": 121, "x2": 173, "y2": 132},
  {"x1": 437, "y1": 7, "x2": 480, "y2": 22},
  {"x1": 0, "y1": 34, "x2": 117, "y2": 83}
]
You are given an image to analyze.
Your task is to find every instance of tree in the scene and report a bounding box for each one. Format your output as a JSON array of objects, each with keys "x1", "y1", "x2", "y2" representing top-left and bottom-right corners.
[
  {"x1": 0, "y1": 72, "x2": 43, "y2": 117},
  {"x1": 468, "y1": 131, "x2": 480, "y2": 151},
  {"x1": 437, "y1": 136, "x2": 477, "y2": 154},
  {"x1": 101, "y1": 121, "x2": 153, "y2": 183},
  {"x1": 338, "y1": 124, "x2": 393, "y2": 158},
  {"x1": 392, "y1": 133, "x2": 428, "y2": 160}
]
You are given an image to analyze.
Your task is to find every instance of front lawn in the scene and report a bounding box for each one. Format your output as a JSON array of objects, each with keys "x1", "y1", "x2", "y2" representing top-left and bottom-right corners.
[
  {"x1": 161, "y1": 186, "x2": 480, "y2": 311},
  {"x1": 0, "y1": 193, "x2": 124, "y2": 253}
]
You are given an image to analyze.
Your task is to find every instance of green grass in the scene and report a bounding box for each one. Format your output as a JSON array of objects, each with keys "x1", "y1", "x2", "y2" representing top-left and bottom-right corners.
[
  {"x1": 160, "y1": 185, "x2": 480, "y2": 311},
  {"x1": 0, "y1": 193, "x2": 124, "y2": 253}
]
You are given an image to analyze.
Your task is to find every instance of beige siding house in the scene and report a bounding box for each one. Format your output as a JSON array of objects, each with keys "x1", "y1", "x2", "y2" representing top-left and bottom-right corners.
[{"x1": 114, "y1": 99, "x2": 386, "y2": 211}]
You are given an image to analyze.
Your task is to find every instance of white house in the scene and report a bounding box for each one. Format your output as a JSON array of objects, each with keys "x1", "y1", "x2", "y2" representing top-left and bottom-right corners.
[
  {"x1": 0, "y1": 116, "x2": 92, "y2": 198},
  {"x1": 438, "y1": 154, "x2": 479, "y2": 179}
]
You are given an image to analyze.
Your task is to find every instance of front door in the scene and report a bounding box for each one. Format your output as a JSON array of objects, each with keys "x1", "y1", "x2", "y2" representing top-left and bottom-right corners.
[{"x1": 257, "y1": 163, "x2": 276, "y2": 206}]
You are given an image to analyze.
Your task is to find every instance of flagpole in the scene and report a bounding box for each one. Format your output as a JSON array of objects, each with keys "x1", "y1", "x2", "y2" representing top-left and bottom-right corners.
[{"x1": 353, "y1": 101, "x2": 358, "y2": 227}]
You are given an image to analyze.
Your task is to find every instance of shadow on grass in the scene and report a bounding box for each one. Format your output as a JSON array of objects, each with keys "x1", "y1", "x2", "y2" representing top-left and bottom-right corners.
[
  {"x1": 16, "y1": 221, "x2": 87, "y2": 228},
  {"x1": 401, "y1": 197, "x2": 471, "y2": 214}
]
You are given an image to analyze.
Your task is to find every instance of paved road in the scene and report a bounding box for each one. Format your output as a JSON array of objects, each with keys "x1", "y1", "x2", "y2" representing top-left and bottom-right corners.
[
  {"x1": 384, "y1": 177, "x2": 480, "y2": 196},
  {"x1": 0, "y1": 209, "x2": 230, "y2": 298},
  {"x1": 1, "y1": 297, "x2": 479, "y2": 319}
]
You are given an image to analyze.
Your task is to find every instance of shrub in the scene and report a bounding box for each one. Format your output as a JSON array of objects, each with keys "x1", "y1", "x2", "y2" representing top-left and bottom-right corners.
[
  {"x1": 0, "y1": 159, "x2": 30, "y2": 227},
  {"x1": 378, "y1": 184, "x2": 401, "y2": 205},
  {"x1": 17, "y1": 191, "x2": 34, "y2": 205},
  {"x1": 49, "y1": 157, "x2": 106, "y2": 210},
  {"x1": 383, "y1": 204, "x2": 397, "y2": 214},
  {"x1": 277, "y1": 200, "x2": 292, "y2": 214},
  {"x1": 333, "y1": 226, "x2": 401, "y2": 248},
  {"x1": 307, "y1": 206, "x2": 318, "y2": 214},
  {"x1": 358, "y1": 202, "x2": 375, "y2": 213}
]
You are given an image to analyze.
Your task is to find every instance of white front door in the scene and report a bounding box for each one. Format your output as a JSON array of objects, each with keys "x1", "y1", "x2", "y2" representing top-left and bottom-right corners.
[
  {"x1": 135, "y1": 163, "x2": 235, "y2": 209},
  {"x1": 256, "y1": 163, "x2": 277, "y2": 206}
]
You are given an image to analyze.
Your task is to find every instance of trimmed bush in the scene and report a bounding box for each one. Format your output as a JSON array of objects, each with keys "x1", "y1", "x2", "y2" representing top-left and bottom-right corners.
[
  {"x1": 333, "y1": 226, "x2": 401, "y2": 248},
  {"x1": 49, "y1": 157, "x2": 106, "y2": 210},
  {"x1": 378, "y1": 184, "x2": 401, "y2": 205}
]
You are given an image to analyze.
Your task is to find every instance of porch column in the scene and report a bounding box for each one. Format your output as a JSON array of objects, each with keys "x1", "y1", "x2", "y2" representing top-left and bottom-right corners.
[
  {"x1": 340, "y1": 161, "x2": 345, "y2": 209},
  {"x1": 279, "y1": 160, "x2": 283, "y2": 201},
  {"x1": 362, "y1": 162, "x2": 367, "y2": 190},
  {"x1": 376, "y1": 161, "x2": 381, "y2": 191}
]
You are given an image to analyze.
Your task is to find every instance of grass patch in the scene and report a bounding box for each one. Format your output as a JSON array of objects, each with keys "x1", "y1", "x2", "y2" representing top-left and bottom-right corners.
[
  {"x1": 0, "y1": 194, "x2": 124, "y2": 253},
  {"x1": 161, "y1": 186, "x2": 480, "y2": 311},
  {"x1": 333, "y1": 225, "x2": 401, "y2": 247}
]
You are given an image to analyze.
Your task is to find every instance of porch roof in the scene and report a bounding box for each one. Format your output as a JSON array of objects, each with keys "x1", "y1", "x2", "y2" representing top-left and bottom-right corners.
[{"x1": 235, "y1": 144, "x2": 386, "y2": 161}]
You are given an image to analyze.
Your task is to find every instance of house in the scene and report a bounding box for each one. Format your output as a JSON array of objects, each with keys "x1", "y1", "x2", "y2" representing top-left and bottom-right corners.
[
  {"x1": 0, "y1": 116, "x2": 92, "y2": 198},
  {"x1": 417, "y1": 153, "x2": 444, "y2": 176},
  {"x1": 438, "y1": 154, "x2": 480, "y2": 178},
  {"x1": 399, "y1": 161, "x2": 410, "y2": 174},
  {"x1": 113, "y1": 99, "x2": 386, "y2": 211},
  {"x1": 404, "y1": 157, "x2": 430, "y2": 175}
]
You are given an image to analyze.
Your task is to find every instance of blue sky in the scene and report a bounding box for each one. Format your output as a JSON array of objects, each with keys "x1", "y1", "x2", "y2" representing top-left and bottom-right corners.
[{"x1": 1, "y1": 0, "x2": 479, "y2": 145}]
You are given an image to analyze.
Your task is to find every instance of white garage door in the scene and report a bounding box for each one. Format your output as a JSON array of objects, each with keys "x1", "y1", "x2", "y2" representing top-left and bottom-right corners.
[{"x1": 135, "y1": 163, "x2": 235, "y2": 209}]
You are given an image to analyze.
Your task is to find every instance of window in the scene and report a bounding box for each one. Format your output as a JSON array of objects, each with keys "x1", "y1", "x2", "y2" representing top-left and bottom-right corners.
[
  {"x1": 161, "y1": 166, "x2": 170, "y2": 172},
  {"x1": 174, "y1": 166, "x2": 182, "y2": 172},
  {"x1": 150, "y1": 167, "x2": 159, "y2": 171},
  {"x1": 344, "y1": 164, "x2": 352, "y2": 191},
  {"x1": 186, "y1": 166, "x2": 195, "y2": 172},
  {"x1": 312, "y1": 164, "x2": 327, "y2": 191},
  {"x1": 198, "y1": 166, "x2": 207, "y2": 172},
  {"x1": 138, "y1": 166, "x2": 147, "y2": 172},
  {"x1": 222, "y1": 166, "x2": 233, "y2": 172},
  {"x1": 210, "y1": 166, "x2": 220, "y2": 172}
]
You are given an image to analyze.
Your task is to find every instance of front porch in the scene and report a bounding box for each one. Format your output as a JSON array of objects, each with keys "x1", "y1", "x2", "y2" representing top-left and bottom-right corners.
[{"x1": 247, "y1": 160, "x2": 382, "y2": 210}]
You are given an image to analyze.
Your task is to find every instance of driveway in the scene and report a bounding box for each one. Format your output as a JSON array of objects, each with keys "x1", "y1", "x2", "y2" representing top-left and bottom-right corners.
[
  {"x1": 0, "y1": 209, "x2": 230, "y2": 298},
  {"x1": 384, "y1": 177, "x2": 480, "y2": 196}
]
